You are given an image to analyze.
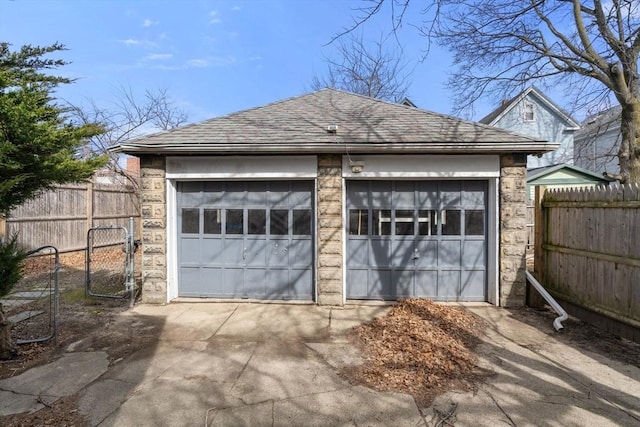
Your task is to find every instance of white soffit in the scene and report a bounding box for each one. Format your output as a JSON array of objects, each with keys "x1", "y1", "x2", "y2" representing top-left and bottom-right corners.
[
  {"x1": 342, "y1": 155, "x2": 500, "y2": 178},
  {"x1": 166, "y1": 156, "x2": 318, "y2": 179}
]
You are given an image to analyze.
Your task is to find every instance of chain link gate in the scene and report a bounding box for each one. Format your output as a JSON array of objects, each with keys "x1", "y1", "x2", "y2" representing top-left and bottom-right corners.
[
  {"x1": 85, "y1": 218, "x2": 138, "y2": 305},
  {"x1": 6, "y1": 246, "x2": 60, "y2": 345}
]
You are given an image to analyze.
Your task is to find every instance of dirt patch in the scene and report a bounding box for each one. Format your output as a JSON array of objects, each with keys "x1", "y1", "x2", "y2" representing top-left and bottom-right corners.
[
  {"x1": 1, "y1": 394, "x2": 85, "y2": 427},
  {"x1": 509, "y1": 306, "x2": 640, "y2": 369},
  {"x1": 342, "y1": 299, "x2": 491, "y2": 406}
]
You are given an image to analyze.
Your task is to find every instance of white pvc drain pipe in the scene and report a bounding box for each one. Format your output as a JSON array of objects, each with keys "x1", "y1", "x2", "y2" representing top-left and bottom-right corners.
[{"x1": 525, "y1": 271, "x2": 568, "y2": 331}]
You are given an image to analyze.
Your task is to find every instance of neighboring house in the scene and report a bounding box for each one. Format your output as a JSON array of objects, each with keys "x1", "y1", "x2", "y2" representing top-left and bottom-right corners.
[
  {"x1": 573, "y1": 106, "x2": 621, "y2": 176},
  {"x1": 527, "y1": 163, "x2": 613, "y2": 202},
  {"x1": 479, "y1": 86, "x2": 580, "y2": 169},
  {"x1": 113, "y1": 89, "x2": 556, "y2": 307}
]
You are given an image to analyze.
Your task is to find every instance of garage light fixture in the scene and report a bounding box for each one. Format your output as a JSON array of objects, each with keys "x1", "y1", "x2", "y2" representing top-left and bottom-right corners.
[
  {"x1": 350, "y1": 161, "x2": 364, "y2": 173},
  {"x1": 326, "y1": 124, "x2": 338, "y2": 133}
]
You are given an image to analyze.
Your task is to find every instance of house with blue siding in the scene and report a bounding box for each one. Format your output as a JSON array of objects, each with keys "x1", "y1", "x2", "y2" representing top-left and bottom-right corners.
[
  {"x1": 479, "y1": 86, "x2": 580, "y2": 169},
  {"x1": 573, "y1": 106, "x2": 621, "y2": 176}
]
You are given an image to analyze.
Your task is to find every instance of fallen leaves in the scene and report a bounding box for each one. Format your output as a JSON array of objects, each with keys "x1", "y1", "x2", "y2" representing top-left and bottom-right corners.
[{"x1": 344, "y1": 298, "x2": 489, "y2": 406}]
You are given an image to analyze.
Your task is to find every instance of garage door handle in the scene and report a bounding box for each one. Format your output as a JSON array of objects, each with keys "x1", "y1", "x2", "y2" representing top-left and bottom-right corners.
[{"x1": 412, "y1": 249, "x2": 420, "y2": 260}]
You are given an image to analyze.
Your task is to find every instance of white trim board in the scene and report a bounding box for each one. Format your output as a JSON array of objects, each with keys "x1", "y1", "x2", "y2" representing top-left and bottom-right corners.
[
  {"x1": 342, "y1": 155, "x2": 500, "y2": 178},
  {"x1": 166, "y1": 156, "x2": 318, "y2": 179}
]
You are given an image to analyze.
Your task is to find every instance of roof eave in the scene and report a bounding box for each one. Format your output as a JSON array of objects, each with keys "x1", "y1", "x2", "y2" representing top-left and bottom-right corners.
[{"x1": 114, "y1": 141, "x2": 559, "y2": 155}]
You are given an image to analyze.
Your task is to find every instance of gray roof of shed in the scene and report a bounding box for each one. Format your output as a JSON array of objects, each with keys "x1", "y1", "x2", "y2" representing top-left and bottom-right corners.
[{"x1": 114, "y1": 88, "x2": 555, "y2": 155}]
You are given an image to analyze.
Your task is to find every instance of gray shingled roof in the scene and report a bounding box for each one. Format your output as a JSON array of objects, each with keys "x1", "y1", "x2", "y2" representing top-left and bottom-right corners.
[{"x1": 114, "y1": 88, "x2": 556, "y2": 155}]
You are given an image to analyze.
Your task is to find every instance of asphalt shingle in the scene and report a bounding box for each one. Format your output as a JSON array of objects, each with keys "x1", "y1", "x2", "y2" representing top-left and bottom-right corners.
[{"x1": 115, "y1": 88, "x2": 551, "y2": 154}]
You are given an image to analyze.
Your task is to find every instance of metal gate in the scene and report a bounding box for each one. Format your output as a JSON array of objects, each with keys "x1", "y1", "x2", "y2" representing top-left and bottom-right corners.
[
  {"x1": 8, "y1": 245, "x2": 60, "y2": 345},
  {"x1": 85, "y1": 219, "x2": 137, "y2": 304}
]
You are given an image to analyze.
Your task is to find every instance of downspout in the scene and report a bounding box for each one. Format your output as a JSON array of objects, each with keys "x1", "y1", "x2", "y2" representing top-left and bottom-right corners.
[{"x1": 525, "y1": 271, "x2": 568, "y2": 331}]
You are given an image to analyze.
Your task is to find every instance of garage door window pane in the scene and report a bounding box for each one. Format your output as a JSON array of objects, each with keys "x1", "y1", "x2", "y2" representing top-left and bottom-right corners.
[
  {"x1": 395, "y1": 210, "x2": 414, "y2": 235},
  {"x1": 418, "y1": 210, "x2": 437, "y2": 236},
  {"x1": 226, "y1": 209, "x2": 244, "y2": 234},
  {"x1": 248, "y1": 209, "x2": 266, "y2": 235},
  {"x1": 372, "y1": 209, "x2": 391, "y2": 236},
  {"x1": 465, "y1": 210, "x2": 484, "y2": 235},
  {"x1": 270, "y1": 209, "x2": 288, "y2": 235},
  {"x1": 349, "y1": 209, "x2": 368, "y2": 236},
  {"x1": 203, "y1": 209, "x2": 221, "y2": 234},
  {"x1": 293, "y1": 209, "x2": 311, "y2": 235},
  {"x1": 442, "y1": 210, "x2": 461, "y2": 235},
  {"x1": 181, "y1": 208, "x2": 199, "y2": 234}
]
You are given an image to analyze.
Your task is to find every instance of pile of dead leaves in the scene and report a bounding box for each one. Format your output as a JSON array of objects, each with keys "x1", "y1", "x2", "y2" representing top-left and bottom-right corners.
[{"x1": 344, "y1": 299, "x2": 489, "y2": 406}]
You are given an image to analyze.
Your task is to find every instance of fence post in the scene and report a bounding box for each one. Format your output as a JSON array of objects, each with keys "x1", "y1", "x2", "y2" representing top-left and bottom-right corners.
[
  {"x1": 528, "y1": 185, "x2": 547, "y2": 308},
  {"x1": 0, "y1": 215, "x2": 6, "y2": 241},
  {"x1": 86, "y1": 178, "x2": 94, "y2": 236}
]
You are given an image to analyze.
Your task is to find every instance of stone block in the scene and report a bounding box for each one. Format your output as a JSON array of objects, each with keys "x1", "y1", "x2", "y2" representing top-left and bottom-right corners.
[
  {"x1": 318, "y1": 255, "x2": 342, "y2": 267},
  {"x1": 317, "y1": 277, "x2": 343, "y2": 293},
  {"x1": 142, "y1": 255, "x2": 153, "y2": 267},
  {"x1": 143, "y1": 270, "x2": 166, "y2": 280},
  {"x1": 140, "y1": 169, "x2": 165, "y2": 178},
  {"x1": 318, "y1": 217, "x2": 342, "y2": 229},
  {"x1": 318, "y1": 190, "x2": 341, "y2": 203},
  {"x1": 318, "y1": 229, "x2": 342, "y2": 244},
  {"x1": 318, "y1": 204, "x2": 341, "y2": 216},
  {"x1": 318, "y1": 268, "x2": 342, "y2": 281},
  {"x1": 143, "y1": 219, "x2": 165, "y2": 229},
  {"x1": 141, "y1": 192, "x2": 165, "y2": 203},
  {"x1": 317, "y1": 293, "x2": 343, "y2": 306},
  {"x1": 318, "y1": 243, "x2": 342, "y2": 255},
  {"x1": 143, "y1": 244, "x2": 165, "y2": 255},
  {"x1": 153, "y1": 255, "x2": 166, "y2": 268},
  {"x1": 317, "y1": 175, "x2": 342, "y2": 189}
]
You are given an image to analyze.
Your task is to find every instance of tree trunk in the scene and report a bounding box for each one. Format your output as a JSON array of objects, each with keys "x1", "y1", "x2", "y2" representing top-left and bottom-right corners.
[
  {"x1": 0, "y1": 303, "x2": 16, "y2": 359},
  {"x1": 617, "y1": 99, "x2": 640, "y2": 184}
]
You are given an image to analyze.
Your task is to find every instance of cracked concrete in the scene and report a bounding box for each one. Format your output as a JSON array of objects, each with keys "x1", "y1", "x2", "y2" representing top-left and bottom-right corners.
[
  {"x1": 0, "y1": 352, "x2": 109, "y2": 416},
  {"x1": 2, "y1": 303, "x2": 639, "y2": 426}
]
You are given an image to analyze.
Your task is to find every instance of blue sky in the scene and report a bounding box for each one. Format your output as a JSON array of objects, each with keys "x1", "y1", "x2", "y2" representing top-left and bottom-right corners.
[{"x1": 0, "y1": 0, "x2": 479, "y2": 126}]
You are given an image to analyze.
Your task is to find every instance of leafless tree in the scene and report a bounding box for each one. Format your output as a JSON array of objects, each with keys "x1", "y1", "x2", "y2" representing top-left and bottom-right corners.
[
  {"x1": 344, "y1": 0, "x2": 640, "y2": 183},
  {"x1": 68, "y1": 86, "x2": 187, "y2": 185},
  {"x1": 311, "y1": 34, "x2": 412, "y2": 103}
]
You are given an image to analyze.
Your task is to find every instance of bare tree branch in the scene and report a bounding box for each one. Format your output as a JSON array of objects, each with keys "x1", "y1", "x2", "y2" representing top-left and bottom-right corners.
[
  {"x1": 66, "y1": 86, "x2": 187, "y2": 187},
  {"x1": 311, "y1": 33, "x2": 412, "y2": 103},
  {"x1": 338, "y1": 0, "x2": 640, "y2": 182}
]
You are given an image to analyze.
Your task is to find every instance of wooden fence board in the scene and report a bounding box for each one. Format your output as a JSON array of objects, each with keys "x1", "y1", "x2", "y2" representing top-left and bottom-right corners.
[
  {"x1": 3, "y1": 178, "x2": 140, "y2": 252},
  {"x1": 540, "y1": 184, "x2": 640, "y2": 335}
]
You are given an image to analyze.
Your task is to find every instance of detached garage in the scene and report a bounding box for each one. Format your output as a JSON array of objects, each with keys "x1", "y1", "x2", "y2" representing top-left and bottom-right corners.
[{"x1": 115, "y1": 89, "x2": 556, "y2": 307}]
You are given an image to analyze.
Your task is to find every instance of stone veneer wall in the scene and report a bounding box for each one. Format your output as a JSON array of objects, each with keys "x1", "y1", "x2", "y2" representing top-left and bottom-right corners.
[
  {"x1": 499, "y1": 154, "x2": 528, "y2": 307},
  {"x1": 316, "y1": 154, "x2": 344, "y2": 305},
  {"x1": 139, "y1": 155, "x2": 167, "y2": 304}
]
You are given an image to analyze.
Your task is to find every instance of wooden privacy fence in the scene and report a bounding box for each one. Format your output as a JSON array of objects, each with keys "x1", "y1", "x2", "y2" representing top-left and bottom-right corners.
[
  {"x1": 534, "y1": 184, "x2": 640, "y2": 340},
  {"x1": 1, "y1": 178, "x2": 140, "y2": 253}
]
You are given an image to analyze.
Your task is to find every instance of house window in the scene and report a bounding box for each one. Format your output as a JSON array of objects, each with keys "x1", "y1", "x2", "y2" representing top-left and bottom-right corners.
[{"x1": 524, "y1": 103, "x2": 535, "y2": 121}]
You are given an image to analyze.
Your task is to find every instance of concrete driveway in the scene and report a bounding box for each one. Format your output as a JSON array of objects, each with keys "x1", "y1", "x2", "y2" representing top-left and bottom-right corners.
[{"x1": 2, "y1": 302, "x2": 639, "y2": 426}]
